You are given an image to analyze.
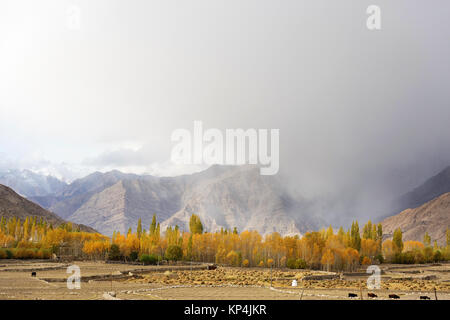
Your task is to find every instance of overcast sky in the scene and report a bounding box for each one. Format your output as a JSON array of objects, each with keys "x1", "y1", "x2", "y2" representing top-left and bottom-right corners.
[{"x1": 1, "y1": 0, "x2": 450, "y2": 222}]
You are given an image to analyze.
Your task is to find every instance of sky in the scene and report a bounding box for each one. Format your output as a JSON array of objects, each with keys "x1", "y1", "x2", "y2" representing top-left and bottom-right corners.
[{"x1": 1, "y1": 0, "x2": 450, "y2": 223}]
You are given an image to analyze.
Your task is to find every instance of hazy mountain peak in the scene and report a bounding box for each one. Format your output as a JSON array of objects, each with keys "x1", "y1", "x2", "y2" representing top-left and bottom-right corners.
[{"x1": 24, "y1": 165, "x2": 323, "y2": 236}]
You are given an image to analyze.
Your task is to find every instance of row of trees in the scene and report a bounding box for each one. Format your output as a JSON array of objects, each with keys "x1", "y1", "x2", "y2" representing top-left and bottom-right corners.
[
  {"x1": 86, "y1": 215, "x2": 450, "y2": 271},
  {"x1": 1, "y1": 214, "x2": 449, "y2": 271},
  {"x1": 0, "y1": 216, "x2": 108, "y2": 259}
]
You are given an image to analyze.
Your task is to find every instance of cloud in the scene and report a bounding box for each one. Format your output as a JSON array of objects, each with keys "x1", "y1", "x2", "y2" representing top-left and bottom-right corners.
[
  {"x1": 81, "y1": 146, "x2": 207, "y2": 177},
  {"x1": 1, "y1": 1, "x2": 450, "y2": 224}
]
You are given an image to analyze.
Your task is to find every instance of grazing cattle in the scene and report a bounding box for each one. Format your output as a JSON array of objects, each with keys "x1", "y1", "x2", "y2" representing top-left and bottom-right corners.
[
  {"x1": 367, "y1": 293, "x2": 378, "y2": 298},
  {"x1": 420, "y1": 296, "x2": 431, "y2": 300},
  {"x1": 207, "y1": 264, "x2": 217, "y2": 270},
  {"x1": 31, "y1": 272, "x2": 36, "y2": 277},
  {"x1": 348, "y1": 293, "x2": 358, "y2": 298},
  {"x1": 389, "y1": 294, "x2": 400, "y2": 299}
]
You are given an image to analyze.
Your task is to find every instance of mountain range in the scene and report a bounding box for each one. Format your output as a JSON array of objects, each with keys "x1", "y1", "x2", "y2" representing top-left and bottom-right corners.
[
  {"x1": 1, "y1": 165, "x2": 449, "y2": 243},
  {"x1": 25, "y1": 165, "x2": 323, "y2": 236}
]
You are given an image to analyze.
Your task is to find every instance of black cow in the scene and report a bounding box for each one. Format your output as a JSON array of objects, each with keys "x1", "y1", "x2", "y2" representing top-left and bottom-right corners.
[
  {"x1": 367, "y1": 293, "x2": 378, "y2": 298},
  {"x1": 389, "y1": 294, "x2": 400, "y2": 299},
  {"x1": 31, "y1": 271, "x2": 36, "y2": 277},
  {"x1": 420, "y1": 296, "x2": 431, "y2": 300},
  {"x1": 348, "y1": 293, "x2": 358, "y2": 298},
  {"x1": 207, "y1": 264, "x2": 217, "y2": 270}
]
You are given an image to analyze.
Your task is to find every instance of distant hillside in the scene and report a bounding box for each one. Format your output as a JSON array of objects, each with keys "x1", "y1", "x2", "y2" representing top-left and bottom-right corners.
[
  {"x1": 30, "y1": 170, "x2": 141, "y2": 219},
  {"x1": 0, "y1": 184, "x2": 96, "y2": 233},
  {"x1": 381, "y1": 192, "x2": 450, "y2": 245},
  {"x1": 388, "y1": 166, "x2": 450, "y2": 218}
]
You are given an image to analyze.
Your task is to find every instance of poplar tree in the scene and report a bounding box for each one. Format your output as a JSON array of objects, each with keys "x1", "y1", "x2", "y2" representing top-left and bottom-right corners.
[
  {"x1": 189, "y1": 214, "x2": 203, "y2": 234},
  {"x1": 393, "y1": 228, "x2": 403, "y2": 253},
  {"x1": 350, "y1": 221, "x2": 361, "y2": 251},
  {"x1": 446, "y1": 228, "x2": 450, "y2": 248},
  {"x1": 150, "y1": 214, "x2": 157, "y2": 236},
  {"x1": 423, "y1": 232, "x2": 431, "y2": 247},
  {"x1": 363, "y1": 220, "x2": 373, "y2": 239},
  {"x1": 137, "y1": 218, "x2": 142, "y2": 238}
]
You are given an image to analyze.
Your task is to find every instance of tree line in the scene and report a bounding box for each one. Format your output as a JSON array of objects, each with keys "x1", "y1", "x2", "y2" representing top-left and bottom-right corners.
[
  {"x1": 89, "y1": 215, "x2": 450, "y2": 271},
  {"x1": 0, "y1": 216, "x2": 108, "y2": 259},
  {"x1": 1, "y1": 214, "x2": 449, "y2": 271}
]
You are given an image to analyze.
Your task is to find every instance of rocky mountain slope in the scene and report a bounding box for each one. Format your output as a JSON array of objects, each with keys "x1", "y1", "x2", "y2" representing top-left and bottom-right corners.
[
  {"x1": 0, "y1": 184, "x2": 96, "y2": 232},
  {"x1": 389, "y1": 166, "x2": 450, "y2": 218},
  {"x1": 31, "y1": 165, "x2": 323, "y2": 236},
  {"x1": 381, "y1": 192, "x2": 450, "y2": 245}
]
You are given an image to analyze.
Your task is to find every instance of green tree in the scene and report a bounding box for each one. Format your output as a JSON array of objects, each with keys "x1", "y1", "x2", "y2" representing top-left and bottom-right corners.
[
  {"x1": 108, "y1": 244, "x2": 121, "y2": 261},
  {"x1": 139, "y1": 254, "x2": 159, "y2": 265},
  {"x1": 150, "y1": 214, "x2": 157, "y2": 236},
  {"x1": 447, "y1": 228, "x2": 450, "y2": 248},
  {"x1": 137, "y1": 218, "x2": 142, "y2": 238},
  {"x1": 433, "y1": 250, "x2": 442, "y2": 262},
  {"x1": 376, "y1": 224, "x2": 383, "y2": 241},
  {"x1": 362, "y1": 220, "x2": 373, "y2": 239},
  {"x1": 423, "y1": 232, "x2": 431, "y2": 247},
  {"x1": 376, "y1": 223, "x2": 383, "y2": 253},
  {"x1": 165, "y1": 245, "x2": 183, "y2": 261},
  {"x1": 189, "y1": 214, "x2": 203, "y2": 234},
  {"x1": 393, "y1": 228, "x2": 403, "y2": 254},
  {"x1": 350, "y1": 221, "x2": 361, "y2": 251}
]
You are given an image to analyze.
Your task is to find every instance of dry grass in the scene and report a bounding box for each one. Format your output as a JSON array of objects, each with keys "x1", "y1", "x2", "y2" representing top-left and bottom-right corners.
[{"x1": 0, "y1": 260, "x2": 449, "y2": 300}]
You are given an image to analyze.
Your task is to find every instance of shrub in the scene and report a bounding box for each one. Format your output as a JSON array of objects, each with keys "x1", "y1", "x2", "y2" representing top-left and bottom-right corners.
[
  {"x1": 13, "y1": 248, "x2": 36, "y2": 259},
  {"x1": 296, "y1": 258, "x2": 307, "y2": 269},
  {"x1": 413, "y1": 250, "x2": 425, "y2": 264},
  {"x1": 286, "y1": 258, "x2": 297, "y2": 269},
  {"x1": 139, "y1": 254, "x2": 159, "y2": 265},
  {"x1": 423, "y1": 247, "x2": 434, "y2": 263},
  {"x1": 242, "y1": 259, "x2": 249, "y2": 267},
  {"x1": 286, "y1": 258, "x2": 307, "y2": 269},
  {"x1": 375, "y1": 254, "x2": 384, "y2": 264},
  {"x1": 433, "y1": 250, "x2": 442, "y2": 262},
  {"x1": 395, "y1": 251, "x2": 415, "y2": 264},
  {"x1": 129, "y1": 251, "x2": 139, "y2": 261},
  {"x1": 40, "y1": 249, "x2": 51, "y2": 259}
]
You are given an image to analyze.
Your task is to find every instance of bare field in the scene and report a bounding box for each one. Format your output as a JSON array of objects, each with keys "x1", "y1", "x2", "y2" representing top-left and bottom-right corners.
[{"x1": 0, "y1": 260, "x2": 449, "y2": 300}]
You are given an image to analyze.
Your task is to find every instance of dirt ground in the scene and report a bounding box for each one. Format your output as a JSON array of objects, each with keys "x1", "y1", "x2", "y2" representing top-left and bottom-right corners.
[{"x1": 0, "y1": 260, "x2": 449, "y2": 300}]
